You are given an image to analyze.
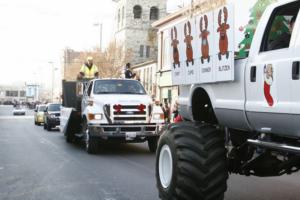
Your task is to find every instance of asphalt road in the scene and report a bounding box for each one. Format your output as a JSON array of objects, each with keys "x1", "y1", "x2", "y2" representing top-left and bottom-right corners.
[{"x1": 0, "y1": 105, "x2": 299, "y2": 200}]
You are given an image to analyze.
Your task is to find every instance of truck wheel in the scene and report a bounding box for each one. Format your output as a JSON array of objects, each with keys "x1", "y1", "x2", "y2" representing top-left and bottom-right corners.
[
  {"x1": 148, "y1": 137, "x2": 158, "y2": 153},
  {"x1": 65, "y1": 130, "x2": 74, "y2": 143},
  {"x1": 156, "y1": 122, "x2": 228, "y2": 200},
  {"x1": 82, "y1": 119, "x2": 98, "y2": 154},
  {"x1": 47, "y1": 124, "x2": 51, "y2": 131}
]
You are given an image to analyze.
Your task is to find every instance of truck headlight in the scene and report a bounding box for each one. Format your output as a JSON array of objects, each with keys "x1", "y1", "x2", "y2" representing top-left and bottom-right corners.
[
  {"x1": 50, "y1": 114, "x2": 56, "y2": 118},
  {"x1": 88, "y1": 113, "x2": 103, "y2": 120},
  {"x1": 153, "y1": 113, "x2": 164, "y2": 120}
]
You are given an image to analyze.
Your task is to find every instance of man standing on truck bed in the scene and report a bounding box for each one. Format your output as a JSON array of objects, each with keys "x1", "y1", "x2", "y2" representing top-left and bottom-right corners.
[
  {"x1": 124, "y1": 63, "x2": 136, "y2": 79},
  {"x1": 77, "y1": 56, "x2": 99, "y2": 79}
]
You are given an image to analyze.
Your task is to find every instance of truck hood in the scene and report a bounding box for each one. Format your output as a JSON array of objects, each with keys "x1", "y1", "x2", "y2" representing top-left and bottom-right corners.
[{"x1": 92, "y1": 94, "x2": 152, "y2": 106}]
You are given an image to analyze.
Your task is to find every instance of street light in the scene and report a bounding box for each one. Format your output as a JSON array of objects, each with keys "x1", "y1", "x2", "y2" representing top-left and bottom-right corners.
[
  {"x1": 48, "y1": 62, "x2": 57, "y2": 103},
  {"x1": 93, "y1": 22, "x2": 103, "y2": 52}
]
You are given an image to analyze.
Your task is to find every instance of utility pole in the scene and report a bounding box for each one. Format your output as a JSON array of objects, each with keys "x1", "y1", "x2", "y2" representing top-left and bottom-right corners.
[
  {"x1": 94, "y1": 23, "x2": 103, "y2": 52},
  {"x1": 48, "y1": 61, "x2": 57, "y2": 103}
]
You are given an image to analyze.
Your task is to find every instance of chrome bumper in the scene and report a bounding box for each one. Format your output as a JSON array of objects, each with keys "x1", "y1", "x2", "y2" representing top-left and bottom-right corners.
[{"x1": 88, "y1": 123, "x2": 163, "y2": 138}]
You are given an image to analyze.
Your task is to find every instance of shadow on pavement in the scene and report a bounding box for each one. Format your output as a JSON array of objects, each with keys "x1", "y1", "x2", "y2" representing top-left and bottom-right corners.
[{"x1": 64, "y1": 138, "x2": 153, "y2": 156}]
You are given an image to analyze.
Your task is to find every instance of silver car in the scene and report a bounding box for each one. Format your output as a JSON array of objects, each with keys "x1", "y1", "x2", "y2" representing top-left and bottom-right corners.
[{"x1": 13, "y1": 107, "x2": 26, "y2": 115}]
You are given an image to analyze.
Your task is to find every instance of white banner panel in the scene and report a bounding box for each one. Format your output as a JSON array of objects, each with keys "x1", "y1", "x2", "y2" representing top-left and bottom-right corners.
[
  {"x1": 182, "y1": 19, "x2": 198, "y2": 85},
  {"x1": 196, "y1": 11, "x2": 215, "y2": 83},
  {"x1": 170, "y1": 24, "x2": 183, "y2": 85},
  {"x1": 177, "y1": 21, "x2": 187, "y2": 85},
  {"x1": 169, "y1": 3, "x2": 235, "y2": 86},
  {"x1": 213, "y1": 4, "x2": 235, "y2": 82}
]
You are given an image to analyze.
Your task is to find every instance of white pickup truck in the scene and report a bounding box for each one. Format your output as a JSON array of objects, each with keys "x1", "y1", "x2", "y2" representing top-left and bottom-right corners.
[
  {"x1": 155, "y1": 0, "x2": 300, "y2": 199},
  {"x1": 60, "y1": 79, "x2": 164, "y2": 154}
]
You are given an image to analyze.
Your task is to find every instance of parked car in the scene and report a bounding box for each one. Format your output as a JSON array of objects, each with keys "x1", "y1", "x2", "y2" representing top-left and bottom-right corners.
[
  {"x1": 12, "y1": 106, "x2": 26, "y2": 115},
  {"x1": 34, "y1": 104, "x2": 47, "y2": 125},
  {"x1": 44, "y1": 103, "x2": 61, "y2": 131}
]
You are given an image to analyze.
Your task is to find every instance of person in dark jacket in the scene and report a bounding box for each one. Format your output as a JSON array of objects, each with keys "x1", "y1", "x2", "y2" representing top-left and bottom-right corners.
[
  {"x1": 125, "y1": 63, "x2": 136, "y2": 79},
  {"x1": 268, "y1": 15, "x2": 296, "y2": 50}
]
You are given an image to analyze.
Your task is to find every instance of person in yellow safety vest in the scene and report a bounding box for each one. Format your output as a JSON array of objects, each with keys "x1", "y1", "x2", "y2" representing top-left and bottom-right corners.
[{"x1": 77, "y1": 56, "x2": 99, "y2": 80}]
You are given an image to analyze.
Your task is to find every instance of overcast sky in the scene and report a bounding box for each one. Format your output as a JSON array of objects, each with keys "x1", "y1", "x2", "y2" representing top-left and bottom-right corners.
[{"x1": 0, "y1": 0, "x2": 253, "y2": 87}]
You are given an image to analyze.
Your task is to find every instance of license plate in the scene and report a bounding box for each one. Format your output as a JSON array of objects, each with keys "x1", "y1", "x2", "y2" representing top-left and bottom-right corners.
[{"x1": 126, "y1": 132, "x2": 137, "y2": 140}]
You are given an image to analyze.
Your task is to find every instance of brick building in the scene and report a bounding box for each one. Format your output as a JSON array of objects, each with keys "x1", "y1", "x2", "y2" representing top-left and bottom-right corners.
[{"x1": 62, "y1": 48, "x2": 82, "y2": 81}]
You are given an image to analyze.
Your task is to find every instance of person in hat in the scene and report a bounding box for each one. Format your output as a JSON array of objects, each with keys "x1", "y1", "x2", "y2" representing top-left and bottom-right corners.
[{"x1": 78, "y1": 56, "x2": 99, "y2": 79}]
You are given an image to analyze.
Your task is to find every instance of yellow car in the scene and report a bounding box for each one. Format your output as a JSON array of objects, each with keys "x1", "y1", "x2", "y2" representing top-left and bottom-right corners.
[{"x1": 34, "y1": 104, "x2": 47, "y2": 125}]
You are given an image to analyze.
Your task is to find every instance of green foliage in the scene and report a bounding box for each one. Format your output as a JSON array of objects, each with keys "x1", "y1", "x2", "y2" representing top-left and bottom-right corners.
[
  {"x1": 237, "y1": 0, "x2": 277, "y2": 58},
  {"x1": 268, "y1": 16, "x2": 289, "y2": 41}
]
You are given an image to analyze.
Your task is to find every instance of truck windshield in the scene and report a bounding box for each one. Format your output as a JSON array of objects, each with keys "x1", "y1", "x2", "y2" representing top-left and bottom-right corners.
[
  {"x1": 38, "y1": 106, "x2": 46, "y2": 112},
  {"x1": 93, "y1": 80, "x2": 146, "y2": 95},
  {"x1": 48, "y1": 104, "x2": 61, "y2": 111}
]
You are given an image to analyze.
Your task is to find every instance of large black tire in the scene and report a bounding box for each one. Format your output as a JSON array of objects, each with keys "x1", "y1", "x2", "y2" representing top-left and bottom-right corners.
[
  {"x1": 148, "y1": 137, "x2": 159, "y2": 153},
  {"x1": 156, "y1": 122, "x2": 228, "y2": 200},
  {"x1": 65, "y1": 130, "x2": 74, "y2": 143},
  {"x1": 43, "y1": 122, "x2": 47, "y2": 130},
  {"x1": 82, "y1": 118, "x2": 98, "y2": 154},
  {"x1": 47, "y1": 124, "x2": 51, "y2": 131}
]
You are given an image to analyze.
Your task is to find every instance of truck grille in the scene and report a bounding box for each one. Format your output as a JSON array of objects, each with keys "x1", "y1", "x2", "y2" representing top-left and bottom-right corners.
[
  {"x1": 114, "y1": 117, "x2": 146, "y2": 121},
  {"x1": 112, "y1": 104, "x2": 148, "y2": 123}
]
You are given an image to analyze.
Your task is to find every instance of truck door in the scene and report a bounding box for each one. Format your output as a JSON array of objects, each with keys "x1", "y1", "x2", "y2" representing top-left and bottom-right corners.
[
  {"x1": 245, "y1": 1, "x2": 300, "y2": 135},
  {"x1": 290, "y1": 11, "x2": 300, "y2": 136}
]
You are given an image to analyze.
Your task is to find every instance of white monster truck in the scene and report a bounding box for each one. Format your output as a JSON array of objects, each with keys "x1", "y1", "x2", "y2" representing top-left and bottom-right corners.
[{"x1": 156, "y1": 0, "x2": 300, "y2": 199}]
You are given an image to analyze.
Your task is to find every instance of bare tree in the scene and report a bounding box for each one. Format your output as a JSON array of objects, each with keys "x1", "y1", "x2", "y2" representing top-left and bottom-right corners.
[{"x1": 72, "y1": 41, "x2": 132, "y2": 78}]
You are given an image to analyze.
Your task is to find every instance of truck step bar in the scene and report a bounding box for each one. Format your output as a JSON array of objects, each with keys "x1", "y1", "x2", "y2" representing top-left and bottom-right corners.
[{"x1": 247, "y1": 139, "x2": 300, "y2": 155}]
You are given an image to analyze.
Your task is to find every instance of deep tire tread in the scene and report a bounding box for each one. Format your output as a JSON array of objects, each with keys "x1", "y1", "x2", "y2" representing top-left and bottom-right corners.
[
  {"x1": 156, "y1": 122, "x2": 228, "y2": 200},
  {"x1": 148, "y1": 137, "x2": 158, "y2": 153},
  {"x1": 87, "y1": 138, "x2": 98, "y2": 154}
]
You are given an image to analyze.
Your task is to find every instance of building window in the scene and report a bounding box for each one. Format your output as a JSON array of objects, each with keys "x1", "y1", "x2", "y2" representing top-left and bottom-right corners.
[
  {"x1": 150, "y1": 7, "x2": 159, "y2": 20},
  {"x1": 145, "y1": 68, "x2": 149, "y2": 91},
  {"x1": 118, "y1": 9, "x2": 120, "y2": 24},
  {"x1": 139, "y1": 45, "x2": 144, "y2": 57},
  {"x1": 133, "y1": 5, "x2": 142, "y2": 19},
  {"x1": 122, "y1": 6, "x2": 125, "y2": 26},
  {"x1": 143, "y1": 68, "x2": 146, "y2": 86},
  {"x1": 6, "y1": 91, "x2": 18, "y2": 97},
  {"x1": 149, "y1": 67, "x2": 152, "y2": 93},
  {"x1": 146, "y1": 46, "x2": 150, "y2": 58},
  {"x1": 20, "y1": 91, "x2": 26, "y2": 97},
  {"x1": 162, "y1": 37, "x2": 171, "y2": 69}
]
